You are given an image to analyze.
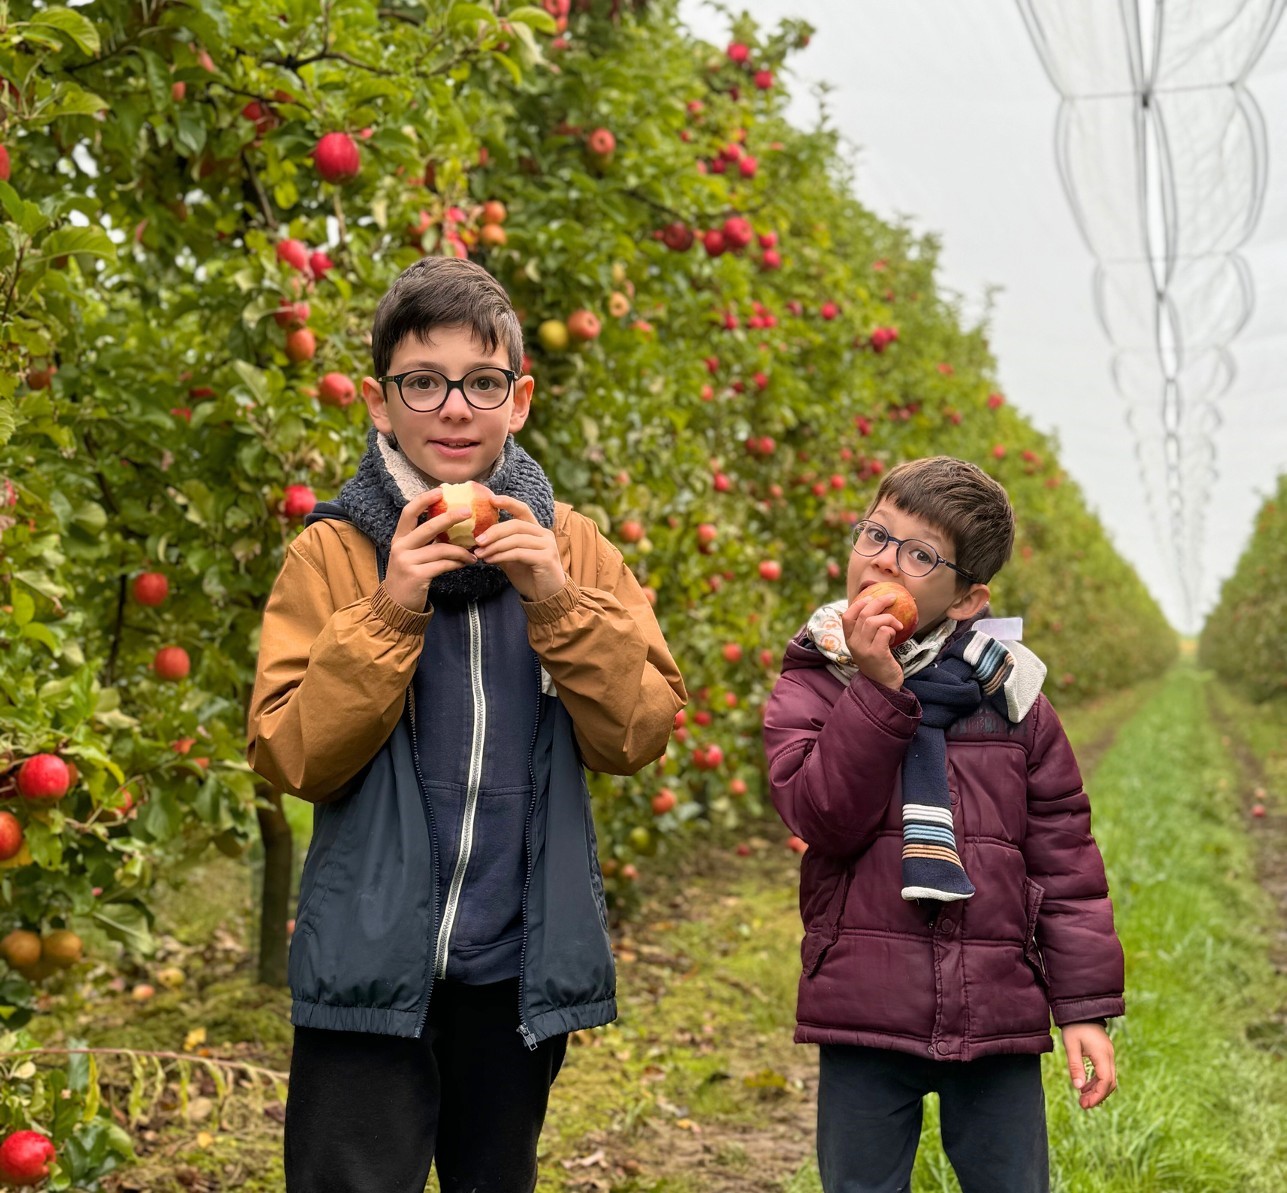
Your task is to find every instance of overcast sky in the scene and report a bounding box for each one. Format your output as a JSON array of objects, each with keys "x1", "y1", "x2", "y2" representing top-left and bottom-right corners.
[{"x1": 678, "y1": 0, "x2": 1287, "y2": 632}]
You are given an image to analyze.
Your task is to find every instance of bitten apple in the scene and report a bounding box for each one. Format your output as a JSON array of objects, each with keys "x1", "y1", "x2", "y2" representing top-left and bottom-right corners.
[
  {"x1": 425, "y1": 482, "x2": 498, "y2": 549},
  {"x1": 862, "y1": 581, "x2": 919, "y2": 646}
]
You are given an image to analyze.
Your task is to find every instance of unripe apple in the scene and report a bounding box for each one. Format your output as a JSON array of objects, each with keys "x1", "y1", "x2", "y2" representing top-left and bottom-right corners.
[
  {"x1": 318, "y1": 372, "x2": 356, "y2": 407},
  {"x1": 314, "y1": 131, "x2": 361, "y2": 183},
  {"x1": 131, "y1": 572, "x2": 169, "y2": 606},
  {"x1": 567, "y1": 309, "x2": 602, "y2": 342},
  {"x1": 0, "y1": 1130, "x2": 56, "y2": 1186},
  {"x1": 426, "y1": 481, "x2": 498, "y2": 549},
  {"x1": 276, "y1": 238, "x2": 309, "y2": 271},
  {"x1": 131, "y1": 982, "x2": 156, "y2": 1002},
  {"x1": 0, "y1": 929, "x2": 41, "y2": 970},
  {"x1": 651, "y1": 788, "x2": 677, "y2": 815},
  {"x1": 861, "y1": 581, "x2": 919, "y2": 645},
  {"x1": 285, "y1": 327, "x2": 317, "y2": 363},
  {"x1": 0, "y1": 811, "x2": 22, "y2": 861},
  {"x1": 42, "y1": 929, "x2": 82, "y2": 969},
  {"x1": 153, "y1": 645, "x2": 191, "y2": 682},
  {"x1": 17, "y1": 754, "x2": 70, "y2": 801},
  {"x1": 282, "y1": 485, "x2": 317, "y2": 519},
  {"x1": 537, "y1": 320, "x2": 569, "y2": 352}
]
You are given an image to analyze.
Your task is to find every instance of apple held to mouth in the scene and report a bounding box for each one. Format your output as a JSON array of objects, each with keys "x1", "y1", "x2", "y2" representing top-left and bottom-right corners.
[
  {"x1": 862, "y1": 581, "x2": 919, "y2": 645},
  {"x1": 425, "y1": 481, "x2": 498, "y2": 549}
]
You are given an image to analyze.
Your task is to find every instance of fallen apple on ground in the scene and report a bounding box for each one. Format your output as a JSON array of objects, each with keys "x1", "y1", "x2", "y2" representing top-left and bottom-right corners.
[
  {"x1": 861, "y1": 581, "x2": 919, "y2": 646},
  {"x1": 425, "y1": 482, "x2": 498, "y2": 549}
]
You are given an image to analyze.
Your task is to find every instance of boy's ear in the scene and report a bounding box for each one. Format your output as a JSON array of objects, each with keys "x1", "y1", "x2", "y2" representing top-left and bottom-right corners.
[
  {"x1": 508, "y1": 372, "x2": 534, "y2": 435},
  {"x1": 362, "y1": 376, "x2": 392, "y2": 435},
  {"x1": 948, "y1": 582, "x2": 990, "y2": 623}
]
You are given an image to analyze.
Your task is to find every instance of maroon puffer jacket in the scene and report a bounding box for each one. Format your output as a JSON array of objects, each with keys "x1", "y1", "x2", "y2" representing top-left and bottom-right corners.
[{"x1": 763, "y1": 629, "x2": 1125, "y2": 1062}]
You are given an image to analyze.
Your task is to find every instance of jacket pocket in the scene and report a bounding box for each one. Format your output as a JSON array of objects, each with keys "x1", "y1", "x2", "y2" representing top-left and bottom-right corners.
[
  {"x1": 803, "y1": 863, "x2": 853, "y2": 978},
  {"x1": 1022, "y1": 876, "x2": 1048, "y2": 988}
]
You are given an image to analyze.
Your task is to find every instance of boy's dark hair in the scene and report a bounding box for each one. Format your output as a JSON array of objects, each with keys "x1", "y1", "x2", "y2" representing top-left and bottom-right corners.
[
  {"x1": 864, "y1": 456, "x2": 1015, "y2": 585},
  {"x1": 370, "y1": 257, "x2": 524, "y2": 378}
]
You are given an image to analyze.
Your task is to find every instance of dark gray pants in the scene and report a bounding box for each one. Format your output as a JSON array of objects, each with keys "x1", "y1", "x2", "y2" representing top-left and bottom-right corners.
[
  {"x1": 818, "y1": 1045, "x2": 1049, "y2": 1193},
  {"x1": 285, "y1": 979, "x2": 567, "y2": 1192}
]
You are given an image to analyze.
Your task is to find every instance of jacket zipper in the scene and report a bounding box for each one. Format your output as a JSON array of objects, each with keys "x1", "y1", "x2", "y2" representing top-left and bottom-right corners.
[
  {"x1": 406, "y1": 685, "x2": 441, "y2": 1040},
  {"x1": 516, "y1": 651, "x2": 544, "y2": 1051},
  {"x1": 434, "y1": 600, "x2": 487, "y2": 980}
]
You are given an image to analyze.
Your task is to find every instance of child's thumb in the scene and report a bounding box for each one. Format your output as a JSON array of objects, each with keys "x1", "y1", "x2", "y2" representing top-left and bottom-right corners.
[{"x1": 1067, "y1": 1052, "x2": 1086, "y2": 1090}]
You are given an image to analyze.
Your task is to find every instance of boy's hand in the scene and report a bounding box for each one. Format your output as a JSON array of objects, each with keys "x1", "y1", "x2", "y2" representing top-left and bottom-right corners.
[
  {"x1": 840, "y1": 589, "x2": 905, "y2": 689},
  {"x1": 473, "y1": 494, "x2": 567, "y2": 602},
  {"x1": 1060, "y1": 1022, "x2": 1117, "y2": 1110},
  {"x1": 383, "y1": 490, "x2": 478, "y2": 611}
]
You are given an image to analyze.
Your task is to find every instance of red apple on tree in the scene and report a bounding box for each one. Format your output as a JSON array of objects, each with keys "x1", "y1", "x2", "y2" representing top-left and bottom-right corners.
[
  {"x1": 153, "y1": 646, "x2": 191, "y2": 682},
  {"x1": 425, "y1": 482, "x2": 498, "y2": 549},
  {"x1": 722, "y1": 642, "x2": 743, "y2": 663},
  {"x1": 131, "y1": 572, "x2": 169, "y2": 606},
  {"x1": 651, "y1": 788, "x2": 677, "y2": 815},
  {"x1": 276, "y1": 238, "x2": 309, "y2": 271},
  {"x1": 314, "y1": 131, "x2": 361, "y2": 183},
  {"x1": 662, "y1": 222, "x2": 694, "y2": 252},
  {"x1": 618, "y1": 520, "x2": 645, "y2": 544},
  {"x1": 285, "y1": 327, "x2": 317, "y2": 363},
  {"x1": 0, "y1": 811, "x2": 23, "y2": 861},
  {"x1": 309, "y1": 250, "x2": 334, "y2": 279},
  {"x1": 481, "y1": 199, "x2": 508, "y2": 224},
  {"x1": 567, "y1": 309, "x2": 602, "y2": 342},
  {"x1": 727, "y1": 42, "x2": 750, "y2": 64},
  {"x1": 318, "y1": 372, "x2": 356, "y2": 407},
  {"x1": 861, "y1": 581, "x2": 919, "y2": 645},
  {"x1": 282, "y1": 485, "x2": 317, "y2": 519},
  {"x1": 274, "y1": 299, "x2": 310, "y2": 329},
  {"x1": 758, "y1": 560, "x2": 782, "y2": 581},
  {"x1": 0, "y1": 1130, "x2": 56, "y2": 1187},
  {"x1": 0, "y1": 144, "x2": 10, "y2": 183},
  {"x1": 16, "y1": 754, "x2": 70, "y2": 802},
  {"x1": 586, "y1": 127, "x2": 615, "y2": 157}
]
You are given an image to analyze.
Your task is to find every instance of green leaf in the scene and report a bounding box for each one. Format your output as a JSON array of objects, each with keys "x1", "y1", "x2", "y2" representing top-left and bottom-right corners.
[
  {"x1": 450, "y1": 3, "x2": 498, "y2": 27},
  {"x1": 508, "y1": 6, "x2": 558, "y2": 33},
  {"x1": 20, "y1": 621, "x2": 60, "y2": 654},
  {"x1": 35, "y1": 86, "x2": 109, "y2": 124},
  {"x1": 10, "y1": 588, "x2": 35, "y2": 627},
  {"x1": 41, "y1": 225, "x2": 115, "y2": 262},
  {"x1": 27, "y1": 8, "x2": 102, "y2": 56},
  {"x1": 491, "y1": 51, "x2": 522, "y2": 86},
  {"x1": 90, "y1": 901, "x2": 156, "y2": 956}
]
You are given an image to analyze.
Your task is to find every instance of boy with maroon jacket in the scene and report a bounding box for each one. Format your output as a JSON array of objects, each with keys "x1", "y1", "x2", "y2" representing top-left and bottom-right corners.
[{"x1": 763, "y1": 456, "x2": 1123, "y2": 1193}]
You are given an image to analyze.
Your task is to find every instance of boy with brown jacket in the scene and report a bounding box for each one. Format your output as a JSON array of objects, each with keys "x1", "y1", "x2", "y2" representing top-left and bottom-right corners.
[
  {"x1": 764, "y1": 457, "x2": 1123, "y2": 1193},
  {"x1": 247, "y1": 257, "x2": 685, "y2": 1192}
]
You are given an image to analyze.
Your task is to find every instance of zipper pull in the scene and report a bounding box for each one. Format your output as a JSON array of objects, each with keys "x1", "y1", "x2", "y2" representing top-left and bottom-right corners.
[{"x1": 517, "y1": 1023, "x2": 538, "y2": 1052}]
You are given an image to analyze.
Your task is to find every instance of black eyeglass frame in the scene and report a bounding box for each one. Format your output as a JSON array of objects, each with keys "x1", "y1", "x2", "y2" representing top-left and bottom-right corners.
[
  {"x1": 377, "y1": 366, "x2": 518, "y2": 412},
  {"x1": 850, "y1": 519, "x2": 982, "y2": 585}
]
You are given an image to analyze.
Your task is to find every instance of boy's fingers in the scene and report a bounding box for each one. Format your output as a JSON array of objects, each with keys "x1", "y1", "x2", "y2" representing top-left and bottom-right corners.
[
  {"x1": 394, "y1": 490, "x2": 441, "y2": 539},
  {"x1": 488, "y1": 493, "x2": 537, "y2": 523}
]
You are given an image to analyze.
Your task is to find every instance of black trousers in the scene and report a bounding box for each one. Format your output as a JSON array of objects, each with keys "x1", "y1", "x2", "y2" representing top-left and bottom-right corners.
[
  {"x1": 284, "y1": 979, "x2": 567, "y2": 1193},
  {"x1": 817, "y1": 1045, "x2": 1049, "y2": 1193}
]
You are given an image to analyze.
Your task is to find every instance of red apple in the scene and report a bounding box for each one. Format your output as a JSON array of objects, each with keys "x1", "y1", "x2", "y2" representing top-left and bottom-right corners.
[
  {"x1": 17, "y1": 754, "x2": 70, "y2": 801},
  {"x1": 729, "y1": 778, "x2": 748, "y2": 797},
  {"x1": 861, "y1": 581, "x2": 919, "y2": 646},
  {"x1": 318, "y1": 372, "x2": 356, "y2": 407},
  {"x1": 586, "y1": 127, "x2": 615, "y2": 157},
  {"x1": 722, "y1": 216, "x2": 753, "y2": 250},
  {"x1": 735, "y1": 842, "x2": 752, "y2": 857},
  {"x1": 722, "y1": 643, "x2": 743, "y2": 664},
  {"x1": 619, "y1": 520, "x2": 645, "y2": 543},
  {"x1": 309, "y1": 250, "x2": 334, "y2": 279},
  {"x1": 758, "y1": 560, "x2": 782, "y2": 582},
  {"x1": 171, "y1": 80, "x2": 186, "y2": 102},
  {"x1": 0, "y1": 145, "x2": 10, "y2": 183},
  {"x1": 651, "y1": 788, "x2": 677, "y2": 815},
  {"x1": 426, "y1": 481, "x2": 498, "y2": 549},
  {"x1": 567, "y1": 309, "x2": 602, "y2": 342},
  {"x1": 753, "y1": 69, "x2": 775, "y2": 90},
  {"x1": 1251, "y1": 804, "x2": 1266, "y2": 818},
  {"x1": 481, "y1": 199, "x2": 508, "y2": 225},
  {"x1": 131, "y1": 572, "x2": 169, "y2": 607},
  {"x1": 314, "y1": 131, "x2": 361, "y2": 183},
  {"x1": 153, "y1": 646, "x2": 191, "y2": 682},
  {"x1": 662, "y1": 221, "x2": 693, "y2": 252},
  {"x1": 820, "y1": 301, "x2": 840, "y2": 320},
  {"x1": 0, "y1": 811, "x2": 22, "y2": 860},
  {"x1": 696, "y1": 523, "x2": 718, "y2": 547},
  {"x1": 760, "y1": 248, "x2": 781, "y2": 270},
  {"x1": 988, "y1": 392, "x2": 1005, "y2": 409},
  {"x1": 276, "y1": 238, "x2": 309, "y2": 271},
  {"x1": 703, "y1": 229, "x2": 726, "y2": 257},
  {"x1": 274, "y1": 299, "x2": 310, "y2": 329},
  {"x1": 285, "y1": 327, "x2": 316, "y2": 363},
  {"x1": 479, "y1": 223, "x2": 507, "y2": 247},
  {"x1": 787, "y1": 835, "x2": 808, "y2": 854},
  {"x1": 282, "y1": 485, "x2": 317, "y2": 519},
  {"x1": 0, "y1": 1130, "x2": 56, "y2": 1186},
  {"x1": 727, "y1": 42, "x2": 750, "y2": 64}
]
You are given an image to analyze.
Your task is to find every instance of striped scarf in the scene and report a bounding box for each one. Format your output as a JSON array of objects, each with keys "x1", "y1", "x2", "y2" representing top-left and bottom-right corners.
[{"x1": 900, "y1": 631, "x2": 1017, "y2": 903}]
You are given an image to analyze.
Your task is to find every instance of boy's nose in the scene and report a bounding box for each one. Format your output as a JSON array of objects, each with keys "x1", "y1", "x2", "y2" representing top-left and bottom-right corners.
[{"x1": 437, "y1": 386, "x2": 475, "y2": 419}]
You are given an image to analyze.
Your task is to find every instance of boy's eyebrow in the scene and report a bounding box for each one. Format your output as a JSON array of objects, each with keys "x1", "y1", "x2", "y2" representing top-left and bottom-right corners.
[{"x1": 391, "y1": 358, "x2": 504, "y2": 373}]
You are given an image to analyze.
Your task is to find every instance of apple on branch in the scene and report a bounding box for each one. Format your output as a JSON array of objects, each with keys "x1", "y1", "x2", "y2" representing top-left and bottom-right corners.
[{"x1": 424, "y1": 482, "x2": 498, "y2": 549}]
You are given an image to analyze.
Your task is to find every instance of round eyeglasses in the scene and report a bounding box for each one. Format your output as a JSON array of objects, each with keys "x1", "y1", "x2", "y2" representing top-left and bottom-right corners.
[
  {"x1": 378, "y1": 366, "x2": 517, "y2": 413},
  {"x1": 850, "y1": 520, "x2": 980, "y2": 584}
]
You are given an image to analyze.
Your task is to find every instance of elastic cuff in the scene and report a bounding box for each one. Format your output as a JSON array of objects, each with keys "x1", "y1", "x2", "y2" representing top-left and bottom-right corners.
[
  {"x1": 522, "y1": 579, "x2": 583, "y2": 625},
  {"x1": 370, "y1": 583, "x2": 433, "y2": 635}
]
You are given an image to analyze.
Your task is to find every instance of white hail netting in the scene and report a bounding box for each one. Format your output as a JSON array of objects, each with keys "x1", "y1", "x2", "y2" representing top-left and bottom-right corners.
[{"x1": 1017, "y1": 0, "x2": 1286, "y2": 622}]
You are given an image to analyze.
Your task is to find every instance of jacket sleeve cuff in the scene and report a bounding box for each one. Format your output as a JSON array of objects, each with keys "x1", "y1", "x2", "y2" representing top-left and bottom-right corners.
[
  {"x1": 1050, "y1": 997, "x2": 1125, "y2": 1026},
  {"x1": 369, "y1": 583, "x2": 433, "y2": 635},
  {"x1": 522, "y1": 579, "x2": 583, "y2": 625}
]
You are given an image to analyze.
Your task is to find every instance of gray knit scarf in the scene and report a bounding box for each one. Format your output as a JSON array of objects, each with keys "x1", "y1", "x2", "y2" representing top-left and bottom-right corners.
[{"x1": 332, "y1": 427, "x2": 555, "y2": 607}]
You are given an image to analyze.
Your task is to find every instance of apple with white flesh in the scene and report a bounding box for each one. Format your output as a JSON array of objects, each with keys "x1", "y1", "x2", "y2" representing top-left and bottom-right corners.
[{"x1": 424, "y1": 482, "x2": 498, "y2": 549}]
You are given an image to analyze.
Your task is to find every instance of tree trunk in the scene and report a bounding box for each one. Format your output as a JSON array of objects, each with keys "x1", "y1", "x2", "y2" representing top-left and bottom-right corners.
[{"x1": 256, "y1": 787, "x2": 293, "y2": 987}]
